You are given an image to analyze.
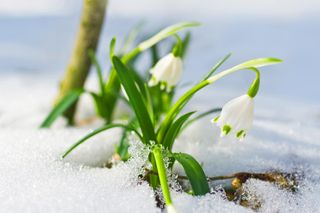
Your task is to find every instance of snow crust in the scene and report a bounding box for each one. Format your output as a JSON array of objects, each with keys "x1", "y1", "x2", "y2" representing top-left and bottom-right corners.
[{"x1": 0, "y1": 75, "x2": 320, "y2": 212}]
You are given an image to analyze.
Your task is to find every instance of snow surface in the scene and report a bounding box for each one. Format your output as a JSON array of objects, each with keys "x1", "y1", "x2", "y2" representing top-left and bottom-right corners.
[{"x1": 0, "y1": 74, "x2": 320, "y2": 213}]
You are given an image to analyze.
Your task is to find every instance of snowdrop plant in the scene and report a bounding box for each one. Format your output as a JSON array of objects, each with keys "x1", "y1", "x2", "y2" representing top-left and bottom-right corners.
[
  {"x1": 40, "y1": 22, "x2": 197, "y2": 128},
  {"x1": 60, "y1": 22, "x2": 281, "y2": 210}
]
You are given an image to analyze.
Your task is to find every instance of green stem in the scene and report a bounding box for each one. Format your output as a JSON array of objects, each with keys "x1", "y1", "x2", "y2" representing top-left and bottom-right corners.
[
  {"x1": 247, "y1": 68, "x2": 260, "y2": 98},
  {"x1": 150, "y1": 154, "x2": 159, "y2": 189},
  {"x1": 152, "y1": 146, "x2": 173, "y2": 206}
]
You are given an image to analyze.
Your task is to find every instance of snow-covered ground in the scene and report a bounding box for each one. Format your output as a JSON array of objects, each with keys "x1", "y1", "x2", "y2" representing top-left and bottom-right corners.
[
  {"x1": 1, "y1": 0, "x2": 320, "y2": 212},
  {"x1": 0, "y1": 74, "x2": 319, "y2": 212}
]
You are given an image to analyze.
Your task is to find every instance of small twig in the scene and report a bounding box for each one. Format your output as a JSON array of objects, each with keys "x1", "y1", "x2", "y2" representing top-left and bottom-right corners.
[
  {"x1": 144, "y1": 168, "x2": 237, "y2": 181},
  {"x1": 177, "y1": 174, "x2": 236, "y2": 181},
  {"x1": 143, "y1": 169, "x2": 296, "y2": 188}
]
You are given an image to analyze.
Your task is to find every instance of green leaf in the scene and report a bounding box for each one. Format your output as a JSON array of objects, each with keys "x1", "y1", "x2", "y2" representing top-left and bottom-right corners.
[
  {"x1": 181, "y1": 31, "x2": 191, "y2": 59},
  {"x1": 40, "y1": 89, "x2": 84, "y2": 128},
  {"x1": 88, "y1": 50, "x2": 105, "y2": 96},
  {"x1": 206, "y1": 57, "x2": 282, "y2": 84},
  {"x1": 233, "y1": 57, "x2": 282, "y2": 70},
  {"x1": 89, "y1": 92, "x2": 109, "y2": 120},
  {"x1": 138, "y1": 22, "x2": 200, "y2": 51},
  {"x1": 62, "y1": 123, "x2": 142, "y2": 158},
  {"x1": 117, "y1": 118, "x2": 139, "y2": 160},
  {"x1": 150, "y1": 44, "x2": 160, "y2": 67},
  {"x1": 202, "y1": 53, "x2": 232, "y2": 80},
  {"x1": 123, "y1": 21, "x2": 200, "y2": 62},
  {"x1": 128, "y1": 66, "x2": 148, "y2": 98},
  {"x1": 109, "y1": 37, "x2": 116, "y2": 61},
  {"x1": 112, "y1": 56, "x2": 156, "y2": 143},
  {"x1": 119, "y1": 22, "x2": 144, "y2": 54},
  {"x1": 163, "y1": 112, "x2": 195, "y2": 150},
  {"x1": 173, "y1": 153, "x2": 210, "y2": 196}
]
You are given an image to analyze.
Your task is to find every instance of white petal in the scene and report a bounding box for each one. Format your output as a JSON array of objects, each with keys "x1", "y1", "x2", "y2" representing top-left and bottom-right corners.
[
  {"x1": 150, "y1": 54, "x2": 173, "y2": 75},
  {"x1": 215, "y1": 94, "x2": 254, "y2": 137},
  {"x1": 149, "y1": 53, "x2": 183, "y2": 88},
  {"x1": 217, "y1": 95, "x2": 248, "y2": 127}
]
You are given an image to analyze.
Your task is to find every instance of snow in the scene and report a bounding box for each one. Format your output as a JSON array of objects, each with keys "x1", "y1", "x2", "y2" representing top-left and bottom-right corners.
[{"x1": 0, "y1": 74, "x2": 320, "y2": 212}]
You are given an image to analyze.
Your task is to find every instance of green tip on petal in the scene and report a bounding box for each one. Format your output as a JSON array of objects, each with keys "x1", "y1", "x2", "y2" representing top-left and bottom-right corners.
[
  {"x1": 212, "y1": 116, "x2": 220, "y2": 123},
  {"x1": 236, "y1": 130, "x2": 246, "y2": 141},
  {"x1": 221, "y1": 125, "x2": 232, "y2": 136},
  {"x1": 160, "y1": 82, "x2": 167, "y2": 90},
  {"x1": 236, "y1": 130, "x2": 245, "y2": 137}
]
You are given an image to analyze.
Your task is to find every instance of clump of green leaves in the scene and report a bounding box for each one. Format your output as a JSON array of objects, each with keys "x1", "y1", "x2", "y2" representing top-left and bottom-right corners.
[
  {"x1": 40, "y1": 22, "x2": 199, "y2": 128},
  {"x1": 44, "y1": 21, "x2": 281, "y2": 210}
]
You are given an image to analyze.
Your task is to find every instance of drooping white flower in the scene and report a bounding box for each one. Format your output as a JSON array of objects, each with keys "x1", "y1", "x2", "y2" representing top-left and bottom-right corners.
[
  {"x1": 213, "y1": 94, "x2": 254, "y2": 140},
  {"x1": 148, "y1": 53, "x2": 183, "y2": 90}
]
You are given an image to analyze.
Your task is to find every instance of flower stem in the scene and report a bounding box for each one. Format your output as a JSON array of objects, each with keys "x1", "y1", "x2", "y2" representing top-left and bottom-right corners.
[
  {"x1": 152, "y1": 146, "x2": 173, "y2": 206},
  {"x1": 247, "y1": 68, "x2": 260, "y2": 98}
]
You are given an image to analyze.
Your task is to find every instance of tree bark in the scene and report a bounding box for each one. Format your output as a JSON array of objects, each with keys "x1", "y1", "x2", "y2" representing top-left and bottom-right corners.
[{"x1": 55, "y1": 0, "x2": 108, "y2": 125}]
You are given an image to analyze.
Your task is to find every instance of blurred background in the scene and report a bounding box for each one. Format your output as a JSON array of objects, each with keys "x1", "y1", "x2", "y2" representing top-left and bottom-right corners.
[{"x1": 0, "y1": 0, "x2": 319, "y2": 104}]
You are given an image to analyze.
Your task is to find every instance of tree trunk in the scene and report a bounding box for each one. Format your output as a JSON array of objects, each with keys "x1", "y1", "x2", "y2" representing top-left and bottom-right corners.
[{"x1": 55, "y1": 0, "x2": 108, "y2": 125}]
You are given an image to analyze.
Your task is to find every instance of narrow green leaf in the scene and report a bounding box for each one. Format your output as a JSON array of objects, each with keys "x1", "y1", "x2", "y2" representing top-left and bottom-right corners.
[
  {"x1": 163, "y1": 112, "x2": 195, "y2": 150},
  {"x1": 143, "y1": 83, "x2": 155, "y2": 125},
  {"x1": 150, "y1": 44, "x2": 160, "y2": 66},
  {"x1": 123, "y1": 21, "x2": 200, "y2": 62},
  {"x1": 40, "y1": 89, "x2": 84, "y2": 128},
  {"x1": 206, "y1": 58, "x2": 282, "y2": 84},
  {"x1": 117, "y1": 118, "x2": 139, "y2": 160},
  {"x1": 181, "y1": 31, "x2": 191, "y2": 59},
  {"x1": 88, "y1": 50, "x2": 105, "y2": 96},
  {"x1": 202, "y1": 53, "x2": 232, "y2": 80},
  {"x1": 89, "y1": 92, "x2": 109, "y2": 120},
  {"x1": 138, "y1": 22, "x2": 200, "y2": 51},
  {"x1": 119, "y1": 22, "x2": 144, "y2": 54},
  {"x1": 233, "y1": 57, "x2": 282, "y2": 70},
  {"x1": 173, "y1": 153, "x2": 210, "y2": 196},
  {"x1": 128, "y1": 66, "x2": 148, "y2": 98},
  {"x1": 112, "y1": 56, "x2": 156, "y2": 143},
  {"x1": 62, "y1": 123, "x2": 142, "y2": 158},
  {"x1": 109, "y1": 37, "x2": 116, "y2": 61}
]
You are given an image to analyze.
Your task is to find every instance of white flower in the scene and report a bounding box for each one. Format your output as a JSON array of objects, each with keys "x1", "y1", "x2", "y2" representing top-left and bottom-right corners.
[
  {"x1": 148, "y1": 53, "x2": 183, "y2": 90},
  {"x1": 213, "y1": 94, "x2": 254, "y2": 140}
]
